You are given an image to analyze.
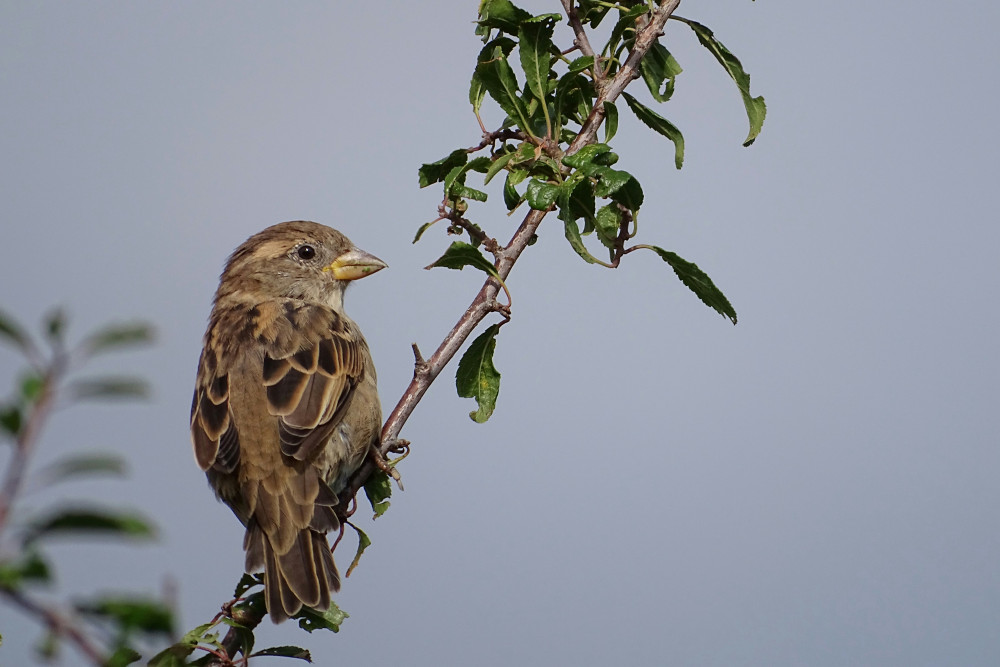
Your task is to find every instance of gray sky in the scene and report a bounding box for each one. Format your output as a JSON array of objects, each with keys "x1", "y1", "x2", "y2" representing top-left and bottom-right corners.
[{"x1": 2, "y1": 1, "x2": 999, "y2": 665}]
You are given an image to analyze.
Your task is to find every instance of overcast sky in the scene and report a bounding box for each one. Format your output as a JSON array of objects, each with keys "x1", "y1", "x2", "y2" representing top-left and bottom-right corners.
[{"x1": 2, "y1": 1, "x2": 999, "y2": 665}]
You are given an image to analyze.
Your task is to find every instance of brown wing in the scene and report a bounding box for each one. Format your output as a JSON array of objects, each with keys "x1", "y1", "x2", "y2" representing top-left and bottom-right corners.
[
  {"x1": 259, "y1": 304, "x2": 367, "y2": 463},
  {"x1": 191, "y1": 298, "x2": 366, "y2": 470},
  {"x1": 191, "y1": 350, "x2": 240, "y2": 473}
]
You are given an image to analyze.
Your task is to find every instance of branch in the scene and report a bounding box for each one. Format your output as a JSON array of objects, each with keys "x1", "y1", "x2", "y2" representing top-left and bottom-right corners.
[
  {"x1": 561, "y1": 0, "x2": 601, "y2": 83},
  {"x1": 0, "y1": 366, "x2": 58, "y2": 539},
  {"x1": 570, "y1": 0, "x2": 680, "y2": 155},
  {"x1": 1, "y1": 587, "x2": 107, "y2": 664},
  {"x1": 338, "y1": 0, "x2": 682, "y2": 510}
]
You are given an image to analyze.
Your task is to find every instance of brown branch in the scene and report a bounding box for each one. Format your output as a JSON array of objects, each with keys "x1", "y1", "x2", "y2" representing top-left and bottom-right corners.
[
  {"x1": 438, "y1": 203, "x2": 499, "y2": 255},
  {"x1": 1, "y1": 587, "x2": 107, "y2": 664},
  {"x1": 570, "y1": 0, "x2": 681, "y2": 155},
  {"x1": 338, "y1": 0, "x2": 682, "y2": 510},
  {"x1": 0, "y1": 365, "x2": 58, "y2": 538},
  {"x1": 466, "y1": 128, "x2": 529, "y2": 154},
  {"x1": 561, "y1": 0, "x2": 601, "y2": 84}
]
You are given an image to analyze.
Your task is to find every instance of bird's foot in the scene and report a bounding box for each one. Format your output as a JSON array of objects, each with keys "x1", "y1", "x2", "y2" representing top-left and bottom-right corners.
[{"x1": 370, "y1": 440, "x2": 409, "y2": 490}]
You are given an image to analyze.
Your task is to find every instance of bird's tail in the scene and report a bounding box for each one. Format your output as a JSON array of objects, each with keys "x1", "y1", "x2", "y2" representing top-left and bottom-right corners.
[{"x1": 243, "y1": 490, "x2": 342, "y2": 623}]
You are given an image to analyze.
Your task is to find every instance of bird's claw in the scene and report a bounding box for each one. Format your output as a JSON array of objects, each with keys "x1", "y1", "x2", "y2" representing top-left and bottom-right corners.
[{"x1": 370, "y1": 440, "x2": 409, "y2": 491}]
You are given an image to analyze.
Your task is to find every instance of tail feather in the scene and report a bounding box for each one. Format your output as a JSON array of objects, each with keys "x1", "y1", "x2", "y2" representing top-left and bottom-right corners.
[
  {"x1": 277, "y1": 531, "x2": 321, "y2": 607},
  {"x1": 243, "y1": 476, "x2": 342, "y2": 623},
  {"x1": 255, "y1": 525, "x2": 339, "y2": 623}
]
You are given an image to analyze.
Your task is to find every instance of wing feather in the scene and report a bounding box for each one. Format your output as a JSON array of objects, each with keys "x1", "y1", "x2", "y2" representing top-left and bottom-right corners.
[{"x1": 257, "y1": 303, "x2": 368, "y2": 462}]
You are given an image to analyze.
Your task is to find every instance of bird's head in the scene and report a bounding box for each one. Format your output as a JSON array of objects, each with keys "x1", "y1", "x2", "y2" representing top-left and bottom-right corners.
[{"x1": 216, "y1": 220, "x2": 386, "y2": 310}]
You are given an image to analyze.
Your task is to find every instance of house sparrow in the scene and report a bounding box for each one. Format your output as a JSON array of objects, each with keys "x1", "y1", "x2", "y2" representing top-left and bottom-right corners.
[{"x1": 190, "y1": 221, "x2": 385, "y2": 623}]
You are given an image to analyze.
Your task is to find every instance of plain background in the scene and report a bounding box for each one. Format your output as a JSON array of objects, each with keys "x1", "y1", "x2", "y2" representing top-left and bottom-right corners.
[{"x1": 1, "y1": 1, "x2": 999, "y2": 664}]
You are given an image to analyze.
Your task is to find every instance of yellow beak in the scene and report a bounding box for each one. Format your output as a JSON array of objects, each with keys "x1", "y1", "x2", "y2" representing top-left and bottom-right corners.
[{"x1": 323, "y1": 248, "x2": 387, "y2": 281}]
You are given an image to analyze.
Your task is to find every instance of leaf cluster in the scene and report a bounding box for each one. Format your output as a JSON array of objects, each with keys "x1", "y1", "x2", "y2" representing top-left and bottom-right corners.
[
  {"x1": 416, "y1": 0, "x2": 763, "y2": 422},
  {"x1": 149, "y1": 575, "x2": 345, "y2": 666}
]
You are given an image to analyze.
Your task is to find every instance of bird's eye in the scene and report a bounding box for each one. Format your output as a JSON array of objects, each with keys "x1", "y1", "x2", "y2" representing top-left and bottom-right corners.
[{"x1": 297, "y1": 244, "x2": 316, "y2": 260}]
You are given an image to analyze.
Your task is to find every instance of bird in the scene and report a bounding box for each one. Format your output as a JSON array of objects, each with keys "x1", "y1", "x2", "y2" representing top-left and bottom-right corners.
[{"x1": 190, "y1": 220, "x2": 385, "y2": 623}]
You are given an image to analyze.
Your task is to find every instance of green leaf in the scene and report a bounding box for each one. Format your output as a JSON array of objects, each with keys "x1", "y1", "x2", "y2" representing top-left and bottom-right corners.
[
  {"x1": 466, "y1": 155, "x2": 492, "y2": 173},
  {"x1": 220, "y1": 618, "x2": 255, "y2": 659},
  {"x1": 483, "y1": 149, "x2": 516, "y2": 185},
  {"x1": 603, "y1": 101, "x2": 619, "y2": 142},
  {"x1": 611, "y1": 174, "x2": 643, "y2": 211},
  {"x1": 563, "y1": 218, "x2": 604, "y2": 265},
  {"x1": 554, "y1": 72, "x2": 592, "y2": 126},
  {"x1": 19, "y1": 373, "x2": 44, "y2": 403},
  {"x1": 425, "y1": 242, "x2": 501, "y2": 283},
  {"x1": 641, "y1": 245, "x2": 738, "y2": 323},
  {"x1": 0, "y1": 309, "x2": 31, "y2": 353},
  {"x1": 412, "y1": 218, "x2": 441, "y2": 244},
  {"x1": 453, "y1": 184, "x2": 489, "y2": 202},
  {"x1": 577, "y1": 0, "x2": 612, "y2": 27},
  {"x1": 364, "y1": 470, "x2": 392, "y2": 518},
  {"x1": 251, "y1": 646, "x2": 313, "y2": 661},
  {"x1": 0, "y1": 551, "x2": 51, "y2": 588},
  {"x1": 595, "y1": 204, "x2": 623, "y2": 249},
  {"x1": 593, "y1": 149, "x2": 619, "y2": 167},
  {"x1": 81, "y1": 322, "x2": 154, "y2": 356},
  {"x1": 443, "y1": 155, "x2": 491, "y2": 204},
  {"x1": 25, "y1": 507, "x2": 156, "y2": 543},
  {"x1": 518, "y1": 16, "x2": 556, "y2": 103},
  {"x1": 556, "y1": 178, "x2": 597, "y2": 235},
  {"x1": 470, "y1": 70, "x2": 486, "y2": 116},
  {"x1": 106, "y1": 646, "x2": 142, "y2": 667},
  {"x1": 567, "y1": 55, "x2": 595, "y2": 75},
  {"x1": 476, "y1": 40, "x2": 531, "y2": 131},
  {"x1": 233, "y1": 573, "x2": 264, "y2": 598},
  {"x1": 606, "y1": 4, "x2": 651, "y2": 57},
  {"x1": 34, "y1": 631, "x2": 58, "y2": 662},
  {"x1": 456, "y1": 324, "x2": 501, "y2": 423},
  {"x1": 418, "y1": 149, "x2": 468, "y2": 188},
  {"x1": 148, "y1": 622, "x2": 215, "y2": 666},
  {"x1": 0, "y1": 405, "x2": 22, "y2": 437},
  {"x1": 345, "y1": 525, "x2": 371, "y2": 577},
  {"x1": 296, "y1": 602, "x2": 348, "y2": 634},
  {"x1": 593, "y1": 167, "x2": 632, "y2": 199},
  {"x1": 678, "y1": 18, "x2": 766, "y2": 146},
  {"x1": 525, "y1": 179, "x2": 560, "y2": 210},
  {"x1": 622, "y1": 92, "x2": 684, "y2": 169},
  {"x1": 563, "y1": 143, "x2": 612, "y2": 170},
  {"x1": 43, "y1": 308, "x2": 66, "y2": 344},
  {"x1": 35, "y1": 452, "x2": 126, "y2": 485},
  {"x1": 503, "y1": 169, "x2": 526, "y2": 210},
  {"x1": 232, "y1": 591, "x2": 267, "y2": 628},
  {"x1": 477, "y1": 0, "x2": 531, "y2": 34},
  {"x1": 639, "y1": 42, "x2": 682, "y2": 103},
  {"x1": 68, "y1": 376, "x2": 150, "y2": 401},
  {"x1": 553, "y1": 75, "x2": 583, "y2": 126},
  {"x1": 75, "y1": 596, "x2": 174, "y2": 636}
]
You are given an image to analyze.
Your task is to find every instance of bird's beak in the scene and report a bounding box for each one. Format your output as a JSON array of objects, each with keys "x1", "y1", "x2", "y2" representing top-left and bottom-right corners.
[{"x1": 323, "y1": 248, "x2": 387, "y2": 281}]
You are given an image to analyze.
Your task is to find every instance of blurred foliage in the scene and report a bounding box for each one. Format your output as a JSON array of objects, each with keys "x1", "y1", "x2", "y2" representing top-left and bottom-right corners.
[{"x1": 0, "y1": 308, "x2": 169, "y2": 664}]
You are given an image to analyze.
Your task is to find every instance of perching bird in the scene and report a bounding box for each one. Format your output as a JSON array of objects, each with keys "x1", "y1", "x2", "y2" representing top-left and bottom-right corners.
[{"x1": 190, "y1": 221, "x2": 385, "y2": 623}]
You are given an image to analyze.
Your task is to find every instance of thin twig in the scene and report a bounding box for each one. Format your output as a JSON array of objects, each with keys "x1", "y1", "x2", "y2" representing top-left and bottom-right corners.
[
  {"x1": 466, "y1": 128, "x2": 529, "y2": 154},
  {"x1": 561, "y1": 0, "x2": 602, "y2": 84},
  {"x1": 0, "y1": 365, "x2": 58, "y2": 538},
  {"x1": 0, "y1": 588, "x2": 107, "y2": 664}
]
